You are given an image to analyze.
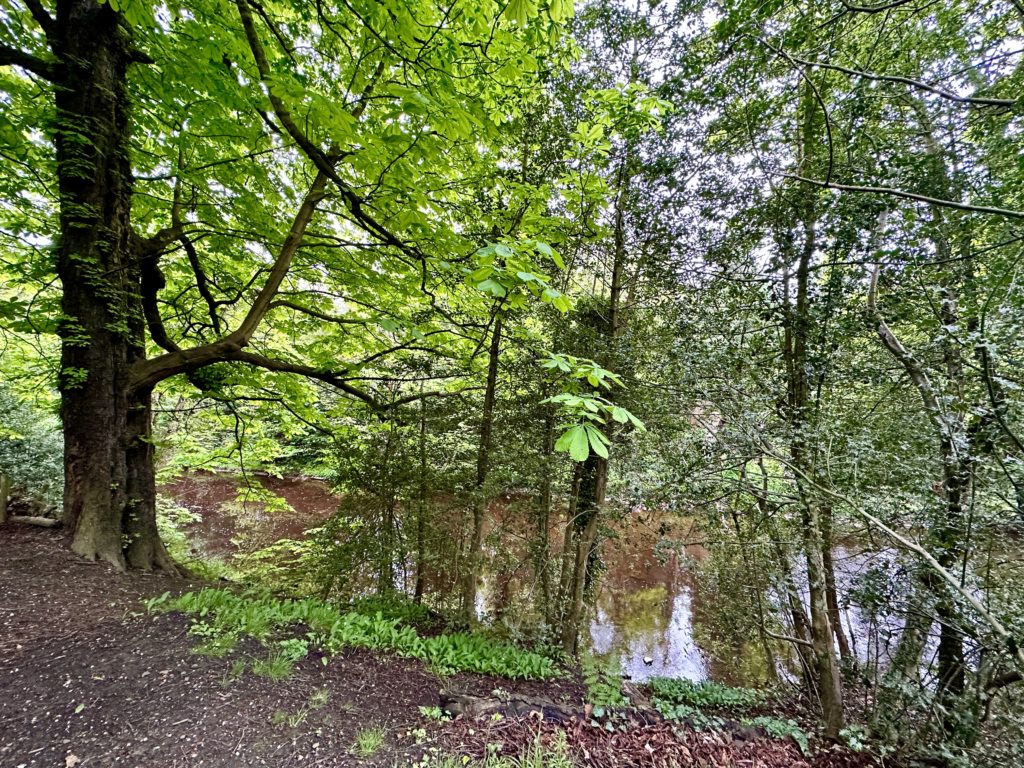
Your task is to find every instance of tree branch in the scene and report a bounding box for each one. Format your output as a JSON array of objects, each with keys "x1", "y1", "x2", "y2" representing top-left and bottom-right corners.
[
  {"x1": 225, "y1": 171, "x2": 329, "y2": 344},
  {"x1": 760, "y1": 442, "x2": 1024, "y2": 674},
  {"x1": 0, "y1": 44, "x2": 57, "y2": 81},
  {"x1": 228, "y1": 350, "x2": 379, "y2": 407},
  {"x1": 181, "y1": 235, "x2": 223, "y2": 334},
  {"x1": 22, "y1": 0, "x2": 55, "y2": 36},
  {"x1": 130, "y1": 172, "x2": 329, "y2": 391},
  {"x1": 775, "y1": 49, "x2": 1016, "y2": 108},
  {"x1": 234, "y1": 0, "x2": 429, "y2": 266},
  {"x1": 267, "y1": 299, "x2": 371, "y2": 325},
  {"x1": 784, "y1": 174, "x2": 1024, "y2": 220}
]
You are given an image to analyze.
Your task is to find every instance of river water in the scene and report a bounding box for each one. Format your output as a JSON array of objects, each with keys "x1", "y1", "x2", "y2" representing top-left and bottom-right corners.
[{"x1": 163, "y1": 471, "x2": 889, "y2": 686}]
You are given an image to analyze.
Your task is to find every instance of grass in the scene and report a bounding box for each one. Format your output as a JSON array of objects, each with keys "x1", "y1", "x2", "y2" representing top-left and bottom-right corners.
[
  {"x1": 251, "y1": 650, "x2": 296, "y2": 680},
  {"x1": 308, "y1": 687, "x2": 330, "y2": 709},
  {"x1": 269, "y1": 688, "x2": 330, "y2": 730},
  {"x1": 220, "y1": 658, "x2": 247, "y2": 687},
  {"x1": 419, "y1": 733, "x2": 572, "y2": 768},
  {"x1": 350, "y1": 727, "x2": 386, "y2": 757}
]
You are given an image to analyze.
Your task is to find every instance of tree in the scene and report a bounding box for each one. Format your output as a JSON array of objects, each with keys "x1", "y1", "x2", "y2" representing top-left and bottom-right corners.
[{"x1": 0, "y1": 0, "x2": 575, "y2": 570}]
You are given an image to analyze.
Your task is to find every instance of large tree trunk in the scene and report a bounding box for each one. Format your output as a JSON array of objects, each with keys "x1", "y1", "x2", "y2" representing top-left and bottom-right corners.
[{"x1": 53, "y1": 0, "x2": 171, "y2": 571}]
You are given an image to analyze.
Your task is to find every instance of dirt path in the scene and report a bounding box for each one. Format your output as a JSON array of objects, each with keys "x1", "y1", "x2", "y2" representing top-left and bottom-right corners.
[{"x1": 0, "y1": 525, "x2": 457, "y2": 767}]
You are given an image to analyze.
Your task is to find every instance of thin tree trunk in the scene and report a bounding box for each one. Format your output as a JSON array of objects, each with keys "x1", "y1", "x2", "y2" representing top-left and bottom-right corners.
[
  {"x1": 555, "y1": 463, "x2": 584, "y2": 624},
  {"x1": 774, "y1": 73, "x2": 844, "y2": 739},
  {"x1": 821, "y1": 506, "x2": 852, "y2": 663},
  {"x1": 461, "y1": 312, "x2": 502, "y2": 624},
  {"x1": 414, "y1": 394, "x2": 428, "y2": 603},
  {"x1": 561, "y1": 453, "x2": 607, "y2": 653},
  {"x1": 534, "y1": 408, "x2": 555, "y2": 622}
]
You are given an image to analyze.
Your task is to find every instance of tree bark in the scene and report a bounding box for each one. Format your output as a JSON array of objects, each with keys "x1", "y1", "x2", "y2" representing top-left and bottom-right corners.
[
  {"x1": 561, "y1": 452, "x2": 607, "y2": 653},
  {"x1": 821, "y1": 506, "x2": 853, "y2": 663},
  {"x1": 52, "y1": 0, "x2": 173, "y2": 571},
  {"x1": 534, "y1": 407, "x2": 555, "y2": 623},
  {"x1": 414, "y1": 393, "x2": 428, "y2": 603},
  {"x1": 461, "y1": 312, "x2": 502, "y2": 624},
  {"x1": 0, "y1": 472, "x2": 10, "y2": 524}
]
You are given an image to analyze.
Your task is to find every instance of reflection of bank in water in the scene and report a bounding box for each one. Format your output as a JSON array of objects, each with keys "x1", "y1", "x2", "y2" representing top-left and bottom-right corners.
[
  {"x1": 466, "y1": 511, "x2": 776, "y2": 686},
  {"x1": 590, "y1": 583, "x2": 708, "y2": 682},
  {"x1": 163, "y1": 472, "x2": 804, "y2": 685},
  {"x1": 583, "y1": 517, "x2": 711, "y2": 683}
]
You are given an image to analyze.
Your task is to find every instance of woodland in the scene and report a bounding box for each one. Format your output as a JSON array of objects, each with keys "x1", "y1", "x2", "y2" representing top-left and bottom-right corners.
[{"x1": 1, "y1": 0, "x2": 1024, "y2": 766}]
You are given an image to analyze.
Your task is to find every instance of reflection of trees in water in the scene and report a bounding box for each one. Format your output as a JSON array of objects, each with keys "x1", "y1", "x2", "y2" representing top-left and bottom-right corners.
[
  {"x1": 689, "y1": 546, "x2": 776, "y2": 687},
  {"x1": 586, "y1": 529, "x2": 712, "y2": 682}
]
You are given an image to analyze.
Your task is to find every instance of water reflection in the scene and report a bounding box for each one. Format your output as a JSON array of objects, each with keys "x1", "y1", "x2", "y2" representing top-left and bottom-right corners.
[
  {"x1": 165, "y1": 473, "x2": 770, "y2": 685},
  {"x1": 590, "y1": 584, "x2": 708, "y2": 682}
]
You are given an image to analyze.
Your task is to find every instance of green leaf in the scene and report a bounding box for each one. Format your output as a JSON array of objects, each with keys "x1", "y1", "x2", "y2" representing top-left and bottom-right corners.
[
  {"x1": 585, "y1": 425, "x2": 609, "y2": 458},
  {"x1": 471, "y1": 267, "x2": 494, "y2": 282},
  {"x1": 554, "y1": 425, "x2": 589, "y2": 462},
  {"x1": 477, "y1": 279, "x2": 507, "y2": 297},
  {"x1": 505, "y1": 0, "x2": 538, "y2": 25}
]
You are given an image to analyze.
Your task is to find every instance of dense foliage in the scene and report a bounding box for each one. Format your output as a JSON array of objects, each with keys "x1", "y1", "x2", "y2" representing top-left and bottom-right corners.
[{"x1": 3, "y1": 0, "x2": 1024, "y2": 764}]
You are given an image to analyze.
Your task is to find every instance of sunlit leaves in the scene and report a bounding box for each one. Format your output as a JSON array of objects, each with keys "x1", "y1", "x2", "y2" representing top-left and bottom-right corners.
[
  {"x1": 464, "y1": 240, "x2": 571, "y2": 312},
  {"x1": 542, "y1": 354, "x2": 645, "y2": 462}
]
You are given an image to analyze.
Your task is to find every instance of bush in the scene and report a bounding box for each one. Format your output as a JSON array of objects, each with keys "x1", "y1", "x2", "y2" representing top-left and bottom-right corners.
[{"x1": 0, "y1": 387, "x2": 62, "y2": 511}]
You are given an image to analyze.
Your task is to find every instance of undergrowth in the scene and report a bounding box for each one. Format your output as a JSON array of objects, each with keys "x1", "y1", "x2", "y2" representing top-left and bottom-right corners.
[
  {"x1": 415, "y1": 732, "x2": 572, "y2": 768},
  {"x1": 580, "y1": 654, "x2": 628, "y2": 711},
  {"x1": 648, "y1": 677, "x2": 809, "y2": 754},
  {"x1": 648, "y1": 677, "x2": 762, "y2": 711},
  {"x1": 146, "y1": 588, "x2": 557, "y2": 680}
]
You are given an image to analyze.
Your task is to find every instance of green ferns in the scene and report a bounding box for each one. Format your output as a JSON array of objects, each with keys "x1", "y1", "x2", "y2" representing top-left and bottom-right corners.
[{"x1": 147, "y1": 589, "x2": 557, "y2": 680}]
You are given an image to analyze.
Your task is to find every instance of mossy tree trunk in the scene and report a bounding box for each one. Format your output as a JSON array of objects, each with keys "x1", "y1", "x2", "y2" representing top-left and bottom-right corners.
[{"x1": 52, "y1": 0, "x2": 174, "y2": 571}]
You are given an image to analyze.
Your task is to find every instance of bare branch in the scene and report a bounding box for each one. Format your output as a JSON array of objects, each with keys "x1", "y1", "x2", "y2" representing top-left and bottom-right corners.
[
  {"x1": 267, "y1": 299, "x2": 371, "y2": 325},
  {"x1": 784, "y1": 174, "x2": 1024, "y2": 220},
  {"x1": 777, "y1": 49, "x2": 1016, "y2": 108}
]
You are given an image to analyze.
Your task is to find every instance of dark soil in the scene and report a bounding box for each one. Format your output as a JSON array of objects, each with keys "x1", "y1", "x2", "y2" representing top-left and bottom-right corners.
[
  {"x1": 1, "y1": 523, "x2": 879, "y2": 768},
  {"x1": 0, "y1": 524, "x2": 439, "y2": 767}
]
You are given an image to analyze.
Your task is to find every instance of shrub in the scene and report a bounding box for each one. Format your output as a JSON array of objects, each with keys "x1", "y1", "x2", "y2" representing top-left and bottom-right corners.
[{"x1": 0, "y1": 387, "x2": 62, "y2": 511}]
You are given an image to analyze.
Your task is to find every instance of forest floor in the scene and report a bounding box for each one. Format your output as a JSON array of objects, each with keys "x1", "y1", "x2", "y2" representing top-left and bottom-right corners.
[{"x1": 0, "y1": 523, "x2": 877, "y2": 768}]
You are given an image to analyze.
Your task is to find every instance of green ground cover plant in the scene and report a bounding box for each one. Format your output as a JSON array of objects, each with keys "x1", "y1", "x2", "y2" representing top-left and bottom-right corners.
[{"x1": 147, "y1": 588, "x2": 558, "y2": 680}]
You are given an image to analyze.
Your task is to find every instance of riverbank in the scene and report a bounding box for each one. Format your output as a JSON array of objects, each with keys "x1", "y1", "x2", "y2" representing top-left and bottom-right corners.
[{"x1": 0, "y1": 523, "x2": 878, "y2": 767}]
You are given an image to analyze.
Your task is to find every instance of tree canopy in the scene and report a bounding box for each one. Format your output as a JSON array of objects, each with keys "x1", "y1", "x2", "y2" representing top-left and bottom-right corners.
[{"x1": 3, "y1": 0, "x2": 1024, "y2": 763}]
